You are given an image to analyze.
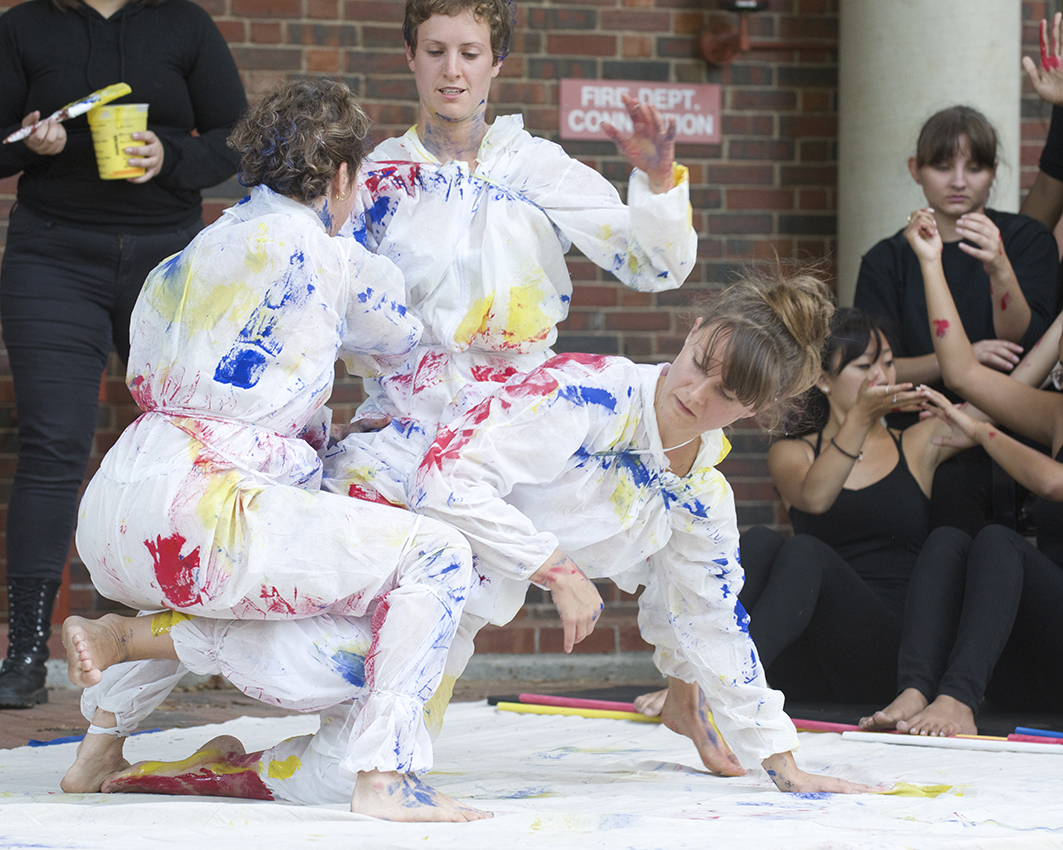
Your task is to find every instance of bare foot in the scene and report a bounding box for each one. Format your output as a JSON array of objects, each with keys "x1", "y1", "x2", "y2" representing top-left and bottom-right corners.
[
  {"x1": 859, "y1": 688, "x2": 928, "y2": 731},
  {"x1": 659, "y1": 678, "x2": 746, "y2": 777},
  {"x1": 351, "y1": 769, "x2": 492, "y2": 822},
  {"x1": 102, "y1": 735, "x2": 274, "y2": 800},
  {"x1": 897, "y1": 694, "x2": 977, "y2": 737},
  {"x1": 60, "y1": 710, "x2": 129, "y2": 793},
  {"x1": 634, "y1": 688, "x2": 667, "y2": 717},
  {"x1": 62, "y1": 615, "x2": 127, "y2": 688}
]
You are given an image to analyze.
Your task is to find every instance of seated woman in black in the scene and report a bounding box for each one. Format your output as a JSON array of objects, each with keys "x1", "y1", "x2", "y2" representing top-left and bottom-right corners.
[
  {"x1": 738, "y1": 308, "x2": 965, "y2": 703},
  {"x1": 858, "y1": 208, "x2": 1063, "y2": 736},
  {"x1": 854, "y1": 105, "x2": 1059, "y2": 535}
]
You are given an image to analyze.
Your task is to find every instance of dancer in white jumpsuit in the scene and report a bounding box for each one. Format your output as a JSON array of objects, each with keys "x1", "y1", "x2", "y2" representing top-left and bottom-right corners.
[
  {"x1": 94, "y1": 267, "x2": 881, "y2": 799},
  {"x1": 61, "y1": 79, "x2": 488, "y2": 822}
]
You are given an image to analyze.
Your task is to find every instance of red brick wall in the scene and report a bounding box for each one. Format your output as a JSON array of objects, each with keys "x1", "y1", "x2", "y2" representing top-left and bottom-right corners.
[{"x1": 0, "y1": 0, "x2": 1054, "y2": 634}]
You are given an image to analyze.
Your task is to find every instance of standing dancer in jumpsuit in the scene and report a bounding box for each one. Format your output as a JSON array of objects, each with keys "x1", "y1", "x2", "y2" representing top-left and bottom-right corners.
[{"x1": 60, "y1": 78, "x2": 488, "y2": 822}]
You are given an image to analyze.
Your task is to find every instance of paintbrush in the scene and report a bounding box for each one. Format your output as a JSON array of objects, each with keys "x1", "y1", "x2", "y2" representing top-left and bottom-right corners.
[{"x1": 3, "y1": 82, "x2": 132, "y2": 144}]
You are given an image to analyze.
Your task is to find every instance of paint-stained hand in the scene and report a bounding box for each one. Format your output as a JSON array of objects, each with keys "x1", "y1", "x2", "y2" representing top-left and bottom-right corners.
[
  {"x1": 601, "y1": 93, "x2": 677, "y2": 194},
  {"x1": 971, "y1": 338, "x2": 1022, "y2": 372},
  {"x1": 903, "y1": 207, "x2": 942, "y2": 262},
  {"x1": 1023, "y1": 14, "x2": 1063, "y2": 106},
  {"x1": 921, "y1": 385, "x2": 983, "y2": 450},
  {"x1": 125, "y1": 130, "x2": 164, "y2": 183},
  {"x1": 21, "y1": 111, "x2": 66, "y2": 156},
  {"x1": 956, "y1": 212, "x2": 1009, "y2": 273},
  {"x1": 530, "y1": 551, "x2": 604, "y2": 653},
  {"x1": 761, "y1": 751, "x2": 881, "y2": 794}
]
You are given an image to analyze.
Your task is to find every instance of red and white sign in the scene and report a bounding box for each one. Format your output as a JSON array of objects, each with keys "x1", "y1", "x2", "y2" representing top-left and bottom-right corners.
[{"x1": 559, "y1": 79, "x2": 721, "y2": 144}]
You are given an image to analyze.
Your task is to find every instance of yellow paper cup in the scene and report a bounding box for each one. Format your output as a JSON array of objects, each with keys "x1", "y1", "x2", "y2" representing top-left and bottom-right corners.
[{"x1": 86, "y1": 103, "x2": 148, "y2": 180}]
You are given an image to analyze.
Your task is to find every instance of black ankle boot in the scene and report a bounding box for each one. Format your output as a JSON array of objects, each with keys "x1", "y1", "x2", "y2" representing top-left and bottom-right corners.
[{"x1": 0, "y1": 578, "x2": 61, "y2": 709}]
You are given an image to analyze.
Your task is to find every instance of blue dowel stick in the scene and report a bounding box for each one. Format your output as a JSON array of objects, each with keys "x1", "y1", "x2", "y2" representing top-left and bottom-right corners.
[{"x1": 1015, "y1": 726, "x2": 1063, "y2": 739}]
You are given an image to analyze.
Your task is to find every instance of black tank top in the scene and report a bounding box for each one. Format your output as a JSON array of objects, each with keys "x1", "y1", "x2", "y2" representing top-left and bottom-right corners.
[
  {"x1": 1032, "y1": 444, "x2": 1063, "y2": 566},
  {"x1": 788, "y1": 429, "x2": 930, "y2": 601}
]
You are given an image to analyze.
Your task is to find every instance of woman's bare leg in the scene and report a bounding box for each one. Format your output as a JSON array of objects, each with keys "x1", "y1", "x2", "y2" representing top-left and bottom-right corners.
[
  {"x1": 658, "y1": 677, "x2": 745, "y2": 776},
  {"x1": 60, "y1": 708, "x2": 130, "y2": 793}
]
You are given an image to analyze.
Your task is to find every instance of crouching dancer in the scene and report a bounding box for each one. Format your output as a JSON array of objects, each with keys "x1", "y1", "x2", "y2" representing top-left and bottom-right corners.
[
  {"x1": 99, "y1": 265, "x2": 882, "y2": 796},
  {"x1": 59, "y1": 78, "x2": 487, "y2": 822}
]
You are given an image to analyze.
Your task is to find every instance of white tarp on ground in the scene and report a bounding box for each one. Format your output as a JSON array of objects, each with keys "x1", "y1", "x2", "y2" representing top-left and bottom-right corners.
[{"x1": 1, "y1": 700, "x2": 1061, "y2": 849}]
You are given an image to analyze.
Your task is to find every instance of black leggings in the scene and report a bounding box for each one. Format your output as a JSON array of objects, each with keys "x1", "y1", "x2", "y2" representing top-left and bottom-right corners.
[
  {"x1": 0, "y1": 204, "x2": 200, "y2": 582},
  {"x1": 901, "y1": 525, "x2": 1063, "y2": 712},
  {"x1": 739, "y1": 526, "x2": 904, "y2": 703}
]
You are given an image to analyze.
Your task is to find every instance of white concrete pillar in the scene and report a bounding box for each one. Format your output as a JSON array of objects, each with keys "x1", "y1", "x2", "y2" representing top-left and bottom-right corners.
[{"x1": 837, "y1": 0, "x2": 1022, "y2": 305}]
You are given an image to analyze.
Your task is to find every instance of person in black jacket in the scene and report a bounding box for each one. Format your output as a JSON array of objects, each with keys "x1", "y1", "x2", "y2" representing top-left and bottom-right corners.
[{"x1": 0, "y1": 0, "x2": 247, "y2": 709}]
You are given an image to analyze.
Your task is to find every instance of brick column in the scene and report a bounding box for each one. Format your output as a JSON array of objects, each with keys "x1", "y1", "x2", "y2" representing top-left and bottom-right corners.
[{"x1": 836, "y1": 0, "x2": 1021, "y2": 305}]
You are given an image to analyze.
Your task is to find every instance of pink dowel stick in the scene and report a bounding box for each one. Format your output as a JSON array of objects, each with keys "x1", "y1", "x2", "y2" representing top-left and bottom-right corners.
[
  {"x1": 1008, "y1": 734, "x2": 1063, "y2": 745},
  {"x1": 518, "y1": 694, "x2": 639, "y2": 713},
  {"x1": 791, "y1": 718, "x2": 862, "y2": 733}
]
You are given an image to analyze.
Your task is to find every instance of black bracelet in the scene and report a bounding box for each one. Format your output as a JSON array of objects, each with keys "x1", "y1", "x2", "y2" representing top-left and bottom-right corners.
[{"x1": 830, "y1": 437, "x2": 863, "y2": 462}]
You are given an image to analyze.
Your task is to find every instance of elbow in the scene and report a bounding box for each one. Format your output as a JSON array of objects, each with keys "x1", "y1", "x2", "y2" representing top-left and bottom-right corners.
[
  {"x1": 792, "y1": 496, "x2": 831, "y2": 516},
  {"x1": 1038, "y1": 474, "x2": 1063, "y2": 504}
]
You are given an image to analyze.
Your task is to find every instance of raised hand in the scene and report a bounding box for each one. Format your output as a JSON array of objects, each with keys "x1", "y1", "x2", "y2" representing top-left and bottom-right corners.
[
  {"x1": 1023, "y1": 14, "x2": 1063, "y2": 106},
  {"x1": 853, "y1": 373, "x2": 922, "y2": 423},
  {"x1": 921, "y1": 385, "x2": 982, "y2": 450},
  {"x1": 971, "y1": 338, "x2": 1023, "y2": 372},
  {"x1": 601, "y1": 93, "x2": 676, "y2": 193},
  {"x1": 956, "y1": 212, "x2": 1009, "y2": 271},
  {"x1": 903, "y1": 207, "x2": 942, "y2": 262}
]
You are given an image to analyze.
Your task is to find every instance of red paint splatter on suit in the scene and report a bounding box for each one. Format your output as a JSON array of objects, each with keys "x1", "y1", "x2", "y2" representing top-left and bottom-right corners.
[
  {"x1": 413, "y1": 350, "x2": 449, "y2": 394},
  {"x1": 364, "y1": 595, "x2": 391, "y2": 688},
  {"x1": 933, "y1": 319, "x2": 950, "y2": 338},
  {"x1": 363, "y1": 162, "x2": 424, "y2": 198},
  {"x1": 348, "y1": 483, "x2": 401, "y2": 507},
  {"x1": 422, "y1": 400, "x2": 493, "y2": 473},
  {"x1": 259, "y1": 585, "x2": 297, "y2": 616},
  {"x1": 551, "y1": 352, "x2": 610, "y2": 370},
  {"x1": 145, "y1": 533, "x2": 205, "y2": 608},
  {"x1": 470, "y1": 363, "x2": 518, "y2": 384}
]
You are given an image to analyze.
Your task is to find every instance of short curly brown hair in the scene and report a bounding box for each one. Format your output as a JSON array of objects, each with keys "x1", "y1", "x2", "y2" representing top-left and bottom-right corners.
[
  {"x1": 228, "y1": 77, "x2": 371, "y2": 203},
  {"x1": 403, "y1": 0, "x2": 514, "y2": 64}
]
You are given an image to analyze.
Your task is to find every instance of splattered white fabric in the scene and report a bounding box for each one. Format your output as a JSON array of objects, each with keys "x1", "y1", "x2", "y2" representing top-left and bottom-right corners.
[
  {"x1": 2, "y1": 704, "x2": 1061, "y2": 849},
  {"x1": 348, "y1": 114, "x2": 697, "y2": 421},
  {"x1": 74, "y1": 185, "x2": 473, "y2": 774}
]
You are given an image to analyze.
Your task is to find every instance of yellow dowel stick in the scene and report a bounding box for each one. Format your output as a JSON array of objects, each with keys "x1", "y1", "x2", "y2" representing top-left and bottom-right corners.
[{"x1": 496, "y1": 701, "x2": 662, "y2": 723}]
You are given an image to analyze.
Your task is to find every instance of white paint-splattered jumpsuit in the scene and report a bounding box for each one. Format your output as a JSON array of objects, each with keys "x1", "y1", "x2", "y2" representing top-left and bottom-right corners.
[
  {"x1": 348, "y1": 113, "x2": 697, "y2": 423},
  {"x1": 75, "y1": 185, "x2": 473, "y2": 777},
  {"x1": 163, "y1": 353, "x2": 800, "y2": 803}
]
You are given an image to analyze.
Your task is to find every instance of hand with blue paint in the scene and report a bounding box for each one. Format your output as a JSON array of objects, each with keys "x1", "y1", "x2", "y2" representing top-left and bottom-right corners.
[
  {"x1": 530, "y1": 551, "x2": 604, "y2": 653},
  {"x1": 601, "y1": 93, "x2": 677, "y2": 194}
]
